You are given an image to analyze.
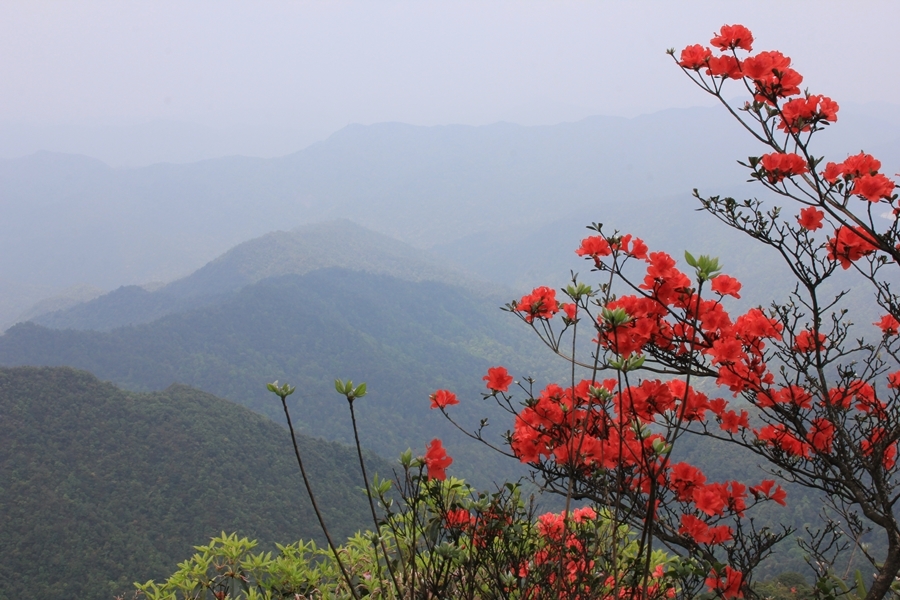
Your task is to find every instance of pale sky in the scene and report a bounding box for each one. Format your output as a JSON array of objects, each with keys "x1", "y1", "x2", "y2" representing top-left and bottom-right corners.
[{"x1": 1, "y1": 1, "x2": 897, "y2": 164}]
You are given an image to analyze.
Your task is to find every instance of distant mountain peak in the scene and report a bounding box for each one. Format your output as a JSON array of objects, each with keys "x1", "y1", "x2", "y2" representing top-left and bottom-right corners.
[
  {"x1": 164, "y1": 218, "x2": 489, "y2": 299},
  {"x1": 28, "y1": 220, "x2": 495, "y2": 331}
]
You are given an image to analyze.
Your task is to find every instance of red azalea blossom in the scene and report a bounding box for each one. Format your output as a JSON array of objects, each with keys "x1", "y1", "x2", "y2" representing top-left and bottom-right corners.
[
  {"x1": 823, "y1": 153, "x2": 887, "y2": 189},
  {"x1": 710, "y1": 24, "x2": 753, "y2": 51},
  {"x1": 742, "y1": 50, "x2": 802, "y2": 101},
  {"x1": 483, "y1": 366, "x2": 514, "y2": 393},
  {"x1": 445, "y1": 508, "x2": 472, "y2": 529},
  {"x1": 876, "y1": 314, "x2": 900, "y2": 336},
  {"x1": 572, "y1": 506, "x2": 596, "y2": 523},
  {"x1": 757, "y1": 424, "x2": 809, "y2": 457},
  {"x1": 760, "y1": 152, "x2": 808, "y2": 183},
  {"x1": 822, "y1": 161, "x2": 843, "y2": 184},
  {"x1": 719, "y1": 409, "x2": 750, "y2": 434},
  {"x1": 853, "y1": 173, "x2": 896, "y2": 202},
  {"x1": 750, "y1": 479, "x2": 788, "y2": 506},
  {"x1": 827, "y1": 226, "x2": 878, "y2": 269},
  {"x1": 679, "y1": 44, "x2": 712, "y2": 69},
  {"x1": 561, "y1": 302, "x2": 577, "y2": 321},
  {"x1": 680, "y1": 514, "x2": 733, "y2": 545},
  {"x1": 842, "y1": 152, "x2": 882, "y2": 177},
  {"x1": 516, "y1": 286, "x2": 559, "y2": 323},
  {"x1": 670, "y1": 462, "x2": 707, "y2": 501},
  {"x1": 793, "y1": 329, "x2": 825, "y2": 353},
  {"x1": 778, "y1": 95, "x2": 838, "y2": 133},
  {"x1": 693, "y1": 484, "x2": 728, "y2": 516},
  {"x1": 424, "y1": 438, "x2": 452, "y2": 480},
  {"x1": 888, "y1": 371, "x2": 900, "y2": 389},
  {"x1": 757, "y1": 386, "x2": 813, "y2": 409},
  {"x1": 429, "y1": 389, "x2": 459, "y2": 409},
  {"x1": 798, "y1": 207, "x2": 824, "y2": 230},
  {"x1": 706, "y1": 55, "x2": 742, "y2": 79},
  {"x1": 575, "y1": 235, "x2": 611, "y2": 259},
  {"x1": 807, "y1": 418, "x2": 835, "y2": 454},
  {"x1": 711, "y1": 274, "x2": 742, "y2": 298},
  {"x1": 706, "y1": 566, "x2": 744, "y2": 599}
]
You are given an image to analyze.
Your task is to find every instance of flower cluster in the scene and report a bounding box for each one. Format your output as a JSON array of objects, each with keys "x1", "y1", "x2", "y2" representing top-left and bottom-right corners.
[
  {"x1": 679, "y1": 25, "x2": 803, "y2": 104},
  {"x1": 823, "y1": 152, "x2": 896, "y2": 202}
]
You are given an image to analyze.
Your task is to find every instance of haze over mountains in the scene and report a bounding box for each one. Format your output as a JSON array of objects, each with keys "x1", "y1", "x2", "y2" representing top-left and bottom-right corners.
[
  {"x1": 4, "y1": 103, "x2": 898, "y2": 328},
  {"x1": 4, "y1": 103, "x2": 898, "y2": 598},
  {"x1": 28, "y1": 219, "x2": 492, "y2": 331}
]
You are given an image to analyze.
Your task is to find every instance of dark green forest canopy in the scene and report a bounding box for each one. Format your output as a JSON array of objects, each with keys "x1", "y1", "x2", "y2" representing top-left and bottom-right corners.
[{"x1": 0, "y1": 366, "x2": 389, "y2": 600}]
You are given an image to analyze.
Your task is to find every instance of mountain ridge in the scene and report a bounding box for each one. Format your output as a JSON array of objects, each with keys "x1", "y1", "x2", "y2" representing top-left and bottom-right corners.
[{"x1": 27, "y1": 219, "x2": 497, "y2": 331}]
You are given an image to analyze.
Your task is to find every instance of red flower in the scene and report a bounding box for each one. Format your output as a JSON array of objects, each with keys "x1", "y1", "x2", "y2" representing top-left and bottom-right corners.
[
  {"x1": 807, "y1": 418, "x2": 835, "y2": 454},
  {"x1": 861, "y1": 428, "x2": 898, "y2": 470},
  {"x1": 853, "y1": 173, "x2": 895, "y2": 202},
  {"x1": 822, "y1": 161, "x2": 843, "y2": 183},
  {"x1": 793, "y1": 330, "x2": 825, "y2": 353},
  {"x1": 516, "y1": 286, "x2": 559, "y2": 323},
  {"x1": 888, "y1": 371, "x2": 900, "y2": 389},
  {"x1": 575, "y1": 235, "x2": 611, "y2": 258},
  {"x1": 710, "y1": 24, "x2": 753, "y2": 51},
  {"x1": 757, "y1": 424, "x2": 809, "y2": 457},
  {"x1": 711, "y1": 274, "x2": 742, "y2": 298},
  {"x1": 741, "y1": 50, "x2": 802, "y2": 101},
  {"x1": 572, "y1": 506, "x2": 596, "y2": 522},
  {"x1": 760, "y1": 152, "x2": 808, "y2": 183},
  {"x1": 483, "y1": 366, "x2": 514, "y2": 393},
  {"x1": 706, "y1": 55, "x2": 742, "y2": 79},
  {"x1": 424, "y1": 438, "x2": 452, "y2": 480},
  {"x1": 429, "y1": 389, "x2": 459, "y2": 409},
  {"x1": 798, "y1": 207, "x2": 824, "y2": 230},
  {"x1": 679, "y1": 514, "x2": 731, "y2": 545},
  {"x1": 742, "y1": 51, "x2": 791, "y2": 80},
  {"x1": 706, "y1": 566, "x2": 744, "y2": 599},
  {"x1": 842, "y1": 152, "x2": 882, "y2": 177},
  {"x1": 669, "y1": 462, "x2": 707, "y2": 501},
  {"x1": 445, "y1": 508, "x2": 472, "y2": 529},
  {"x1": 561, "y1": 303, "x2": 577, "y2": 321},
  {"x1": 778, "y1": 95, "x2": 838, "y2": 133},
  {"x1": 750, "y1": 479, "x2": 787, "y2": 506},
  {"x1": 693, "y1": 484, "x2": 728, "y2": 516},
  {"x1": 875, "y1": 314, "x2": 900, "y2": 336},
  {"x1": 679, "y1": 44, "x2": 712, "y2": 69},
  {"x1": 719, "y1": 409, "x2": 749, "y2": 434},
  {"x1": 827, "y1": 226, "x2": 877, "y2": 269}
]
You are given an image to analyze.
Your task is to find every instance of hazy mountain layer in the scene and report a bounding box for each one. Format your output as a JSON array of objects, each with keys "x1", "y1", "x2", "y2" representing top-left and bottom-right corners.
[
  {"x1": 0, "y1": 366, "x2": 391, "y2": 600},
  {"x1": 30, "y1": 219, "x2": 494, "y2": 331},
  {"x1": 3, "y1": 104, "x2": 895, "y2": 317}
]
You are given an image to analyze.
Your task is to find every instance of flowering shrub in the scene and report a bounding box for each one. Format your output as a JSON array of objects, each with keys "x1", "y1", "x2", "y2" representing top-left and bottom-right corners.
[{"x1": 431, "y1": 23, "x2": 900, "y2": 600}]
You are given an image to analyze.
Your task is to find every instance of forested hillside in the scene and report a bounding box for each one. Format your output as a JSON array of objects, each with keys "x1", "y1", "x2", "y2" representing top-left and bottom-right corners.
[
  {"x1": 0, "y1": 366, "x2": 390, "y2": 600},
  {"x1": 0, "y1": 269, "x2": 560, "y2": 487}
]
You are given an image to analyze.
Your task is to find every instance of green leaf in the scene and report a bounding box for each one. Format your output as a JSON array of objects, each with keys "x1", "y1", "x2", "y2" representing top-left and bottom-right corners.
[{"x1": 684, "y1": 250, "x2": 698, "y2": 268}]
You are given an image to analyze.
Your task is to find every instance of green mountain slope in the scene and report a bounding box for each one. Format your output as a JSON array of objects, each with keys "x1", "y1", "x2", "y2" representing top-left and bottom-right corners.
[
  {"x1": 0, "y1": 269, "x2": 561, "y2": 487},
  {"x1": 0, "y1": 366, "x2": 391, "y2": 600}
]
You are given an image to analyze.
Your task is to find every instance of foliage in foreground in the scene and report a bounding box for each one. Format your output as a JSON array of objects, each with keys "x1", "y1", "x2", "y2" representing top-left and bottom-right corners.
[{"x1": 136, "y1": 473, "x2": 683, "y2": 600}]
